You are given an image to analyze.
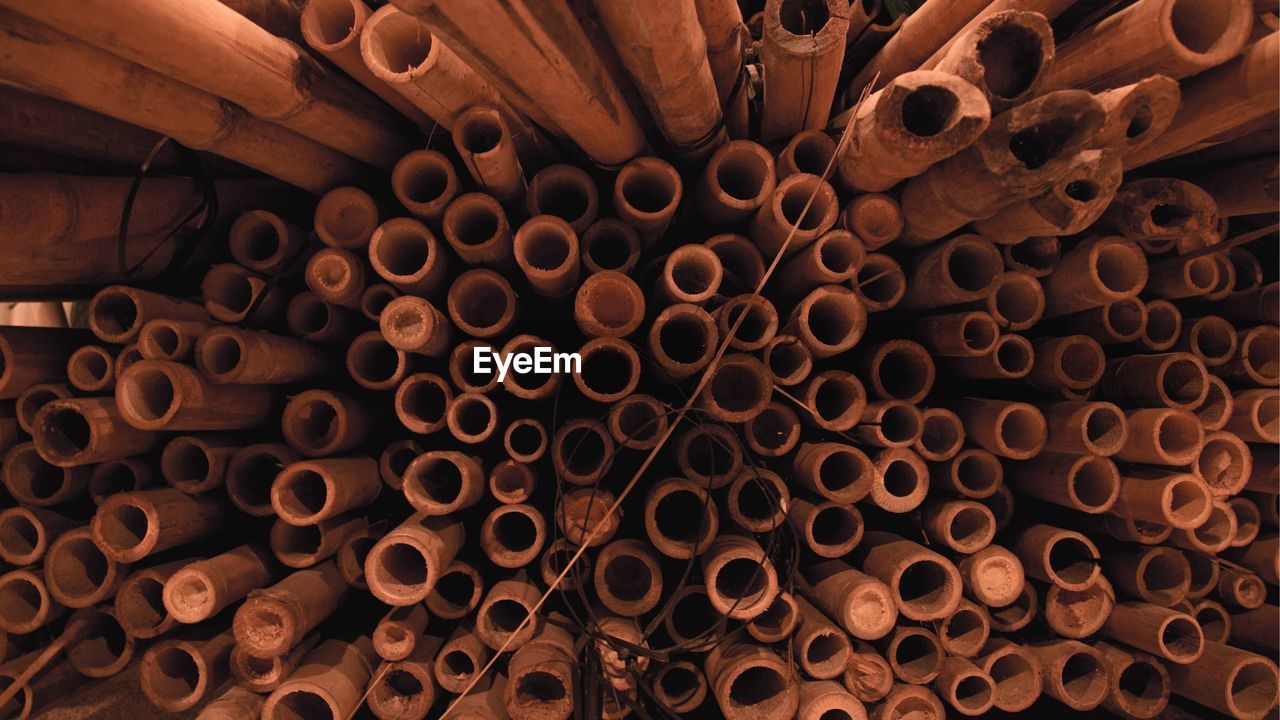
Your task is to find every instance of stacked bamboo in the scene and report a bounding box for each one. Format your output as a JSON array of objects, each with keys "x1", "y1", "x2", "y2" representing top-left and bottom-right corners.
[{"x1": 0, "y1": 0, "x2": 1277, "y2": 719}]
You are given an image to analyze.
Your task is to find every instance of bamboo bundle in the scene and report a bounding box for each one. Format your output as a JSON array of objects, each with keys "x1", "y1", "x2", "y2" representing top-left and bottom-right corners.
[{"x1": 0, "y1": 4, "x2": 1274, "y2": 720}]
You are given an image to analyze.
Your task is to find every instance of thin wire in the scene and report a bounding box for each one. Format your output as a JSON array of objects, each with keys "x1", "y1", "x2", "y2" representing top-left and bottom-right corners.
[{"x1": 438, "y1": 73, "x2": 882, "y2": 720}]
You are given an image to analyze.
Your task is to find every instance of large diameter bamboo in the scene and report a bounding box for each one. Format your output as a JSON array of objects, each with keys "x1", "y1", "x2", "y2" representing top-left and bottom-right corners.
[
  {"x1": 1, "y1": 0, "x2": 411, "y2": 168},
  {"x1": 389, "y1": 0, "x2": 645, "y2": 166},
  {"x1": 1167, "y1": 641, "x2": 1279, "y2": 719},
  {"x1": 0, "y1": 10, "x2": 365, "y2": 192},
  {"x1": 591, "y1": 0, "x2": 725, "y2": 158},
  {"x1": 694, "y1": 0, "x2": 749, "y2": 137},
  {"x1": 116, "y1": 360, "x2": 274, "y2": 430},
  {"x1": 900, "y1": 90, "x2": 1105, "y2": 242},
  {"x1": 834, "y1": 70, "x2": 990, "y2": 193},
  {"x1": 262, "y1": 637, "x2": 377, "y2": 720},
  {"x1": 926, "y1": 10, "x2": 1054, "y2": 113},
  {"x1": 758, "y1": 0, "x2": 848, "y2": 141},
  {"x1": 1126, "y1": 33, "x2": 1279, "y2": 168},
  {"x1": 1047, "y1": 0, "x2": 1254, "y2": 90}
]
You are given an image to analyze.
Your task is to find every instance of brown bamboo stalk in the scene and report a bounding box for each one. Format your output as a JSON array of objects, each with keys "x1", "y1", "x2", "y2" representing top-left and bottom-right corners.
[
  {"x1": 0, "y1": 10, "x2": 368, "y2": 192},
  {"x1": 757, "y1": 0, "x2": 848, "y2": 141},
  {"x1": 44, "y1": 528, "x2": 127, "y2": 608},
  {"x1": 262, "y1": 637, "x2": 377, "y2": 720},
  {"x1": 232, "y1": 562, "x2": 348, "y2": 657},
  {"x1": 93, "y1": 488, "x2": 228, "y2": 563}
]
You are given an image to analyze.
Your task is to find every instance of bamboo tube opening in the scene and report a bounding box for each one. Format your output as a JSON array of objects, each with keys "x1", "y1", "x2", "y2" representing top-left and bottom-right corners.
[
  {"x1": 869, "y1": 343, "x2": 934, "y2": 402},
  {"x1": 878, "y1": 451, "x2": 927, "y2": 507},
  {"x1": 992, "y1": 335, "x2": 1034, "y2": 377},
  {"x1": 809, "y1": 504, "x2": 862, "y2": 553},
  {"x1": 1155, "y1": 411, "x2": 1204, "y2": 465},
  {"x1": 96, "y1": 500, "x2": 151, "y2": 556},
  {"x1": 1187, "y1": 317, "x2": 1238, "y2": 365},
  {"x1": 665, "y1": 246, "x2": 722, "y2": 304},
  {"x1": 801, "y1": 631, "x2": 850, "y2": 679},
  {"x1": 721, "y1": 296, "x2": 777, "y2": 350},
  {"x1": 404, "y1": 454, "x2": 473, "y2": 511},
  {"x1": 946, "y1": 506, "x2": 996, "y2": 552},
  {"x1": 458, "y1": 112, "x2": 503, "y2": 154},
  {"x1": 489, "y1": 461, "x2": 535, "y2": 503},
  {"x1": 1113, "y1": 657, "x2": 1168, "y2": 717},
  {"x1": 763, "y1": 336, "x2": 812, "y2": 385},
  {"x1": 371, "y1": 667, "x2": 434, "y2": 718},
  {"x1": 1046, "y1": 579, "x2": 1113, "y2": 639},
  {"x1": 1230, "y1": 498, "x2": 1262, "y2": 547},
  {"x1": 428, "y1": 563, "x2": 482, "y2": 619},
  {"x1": 726, "y1": 665, "x2": 790, "y2": 716},
  {"x1": 815, "y1": 232, "x2": 863, "y2": 278},
  {"x1": 552, "y1": 422, "x2": 611, "y2": 484},
  {"x1": 90, "y1": 289, "x2": 141, "y2": 342},
  {"x1": 0, "y1": 572, "x2": 45, "y2": 632},
  {"x1": 1106, "y1": 298, "x2": 1148, "y2": 342},
  {"x1": 958, "y1": 314, "x2": 999, "y2": 355},
  {"x1": 655, "y1": 663, "x2": 705, "y2": 711},
  {"x1": 989, "y1": 585, "x2": 1037, "y2": 631},
  {"x1": 897, "y1": 559, "x2": 956, "y2": 618},
  {"x1": 1058, "y1": 651, "x2": 1108, "y2": 708},
  {"x1": 1047, "y1": 536, "x2": 1099, "y2": 587},
  {"x1": 916, "y1": 409, "x2": 963, "y2": 461},
  {"x1": 368, "y1": 542, "x2": 428, "y2": 598},
  {"x1": 67, "y1": 346, "x2": 114, "y2": 391},
  {"x1": 666, "y1": 586, "x2": 721, "y2": 649},
  {"x1": 878, "y1": 403, "x2": 923, "y2": 446},
  {"x1": 597, "y1": 543, "x2": 661, "y2": 614},
  {"x1": 1140, "y1": 550, "x2": 1191, "y2": 605},
  {"x1": 4, "y1": 444, "x2": 70, "y2": 503},
  {"x1": 202, "y1": 266, "x2": 259, "y2": 319},
  {"x1": 198, "y1": 333, "x2": 243, "y2": 378},
  {"x1": 575, "y1": 272, "x2": 643, "y2": 338},
  {"x1": 392, "y1": 152, "x2": 457, "y2": 215},
  {"x1": 953, "y1": 450, "x2": 1003, "y2": 497},
  {"x1": 115, "y1": 574, "x2": 170, "y2": 637},
  {"x1": 447, "y1": 393, "x2": 498, "y2": 443},
  {"x1": 1006, "y1": 236, "x2": 1060, "y2": 276},
  {"x1": 745, "y1": 403, "x2": 800, "y2": 456},
  {"x1": 996, "y1": 405, "x2": 1046, "y2": 457},
  {"x1": 679, "y1": 425, "x2": 742, "y2": 488},
  {"x1": 370, "y1": 221, "x2": 435, "y2": 281},
  {"x1": 1197, "y1": 433, "x2": 1250, "y2": 494},
  {"x1": 444, "y1": 196, "x2": 508, "y2": 259},
  {"x1": 515, "y1": 219, "x2": 575, "y2": 271},
  {"x1": 842, "y1": 195, "x2": 904, "y2": 250},
  {"x1": 1095, "y1": 243, "x2": 1147, "y2": 295},
  {"x1": 1158, "y1": 615, "x2": 1204, "y2": 662},
  {"x1": 617, "y1": 161, "x2": 681, "y2": 217},
  {"x1": 650, "y1": 486, "x2": 716, "y2": 555},
  {"x1": 0, "y1": 511, "x2": 41, "y2": 565},
  {"x1": 712, "y1": 557, "x2": 771, "y2": 609},
  {"x1": 273, "y1": 469, "x2": 329, "y2": 523},
  {"x1": 716, "y1": 148, "x2": 772, "y2": 203},
  {"x1": 160, "y1": 437, "x2": 217, "y2": 491},
  {"x1": 395, "y1": 374, "x2": 449, "y2": 434},
  {"x1": 116, "y1": 363, "x2": 177, "y2": 424},
  {"x1": 1167, "y1": 0, "x2": 1237, "y2": 55},
  {"x1": 528, "y1": 167, "x2": 596, "y2": 231},
  {"x1": 610, "y1": 396, "x2": 668, "y2": 449},
  {"x1": 1081, "y1": 403, "x2": 1127, "y2": 455},
  {"x1": 704, "y1": 356, "x2": 771, "y2": 421},
  {"x1": 780, "y1": 176, "x2": 838, "y2": 232},
  {"x1": 1241, "y1": 327, "x2": 1280, "y2": 385},
  {"x1": 286, "y1": 295, "x2": 334, "y2": 338},
  {"x1": 346, "y1": 332, "x2": 404, "y2": 388},
  {"x1": 513, "y1": 670, "x2": 569, "y2": 707},
  {"x1": 364, "y1": 8, "x2": 434, "y2": 75},
  {"x1": 988, "y1": 651, "x2": 1039, "y2": 711},
  {"x1": 482, "y1": 598, "x2": 529, "y2": 635},
  {"x1": 229, "y1": 213, "x2": 288, "y2": 266},
  {"x1": 855, "y1": 254, "x2": 905, "y2": 310},
  {"x1": 991, "y1": 275, "x2": 1044, "y2": 329},
  {"x1": 808, "y1": 372, "x2": 865, "y2": 430},
  {"x1": 69, "y1": 608, "x2": 132, "y2": 677},
  {"x1": 575, "y1": 340, "x2": 640, "y2": 401},
  {"x1": 1008, "y1": 118, "x2": 1081, "y2": 171},
  {"x1": 1144, "y1": 301, "x2": 1181, "y2": 349},
  {"x1": 901, "y1": 86, "x2": 960, "y2": 137},
  {"x1": 582, "y1": 221, "x2": 641, "y2": 274},
  {"x1": 1226, "y1": 660, "x2": 1279, "y2": 718},
  {"x1": 652, "y1": 305, "x2": 717, "y2": 373},
  {"x1": 1058, "y1": 338, "x2": 1106, "y2": 387},
  {"x1": 889, "y1": 630, "x2": 943, "y2": 682},
  {"x1": 941, "y1": 604, "x2": 988, "y2": 657},
  {"x1": 505, "y1": 420, "x2": 547, "y2": 463},
  {"x1": 1162, "y1": 357, "x2": 1207, "y2": 407},
  {"x1": 300, "y1": 0, "x2": 358, "y2": 47},
  {"x1": 729, "y1": 469, "x2": 789, "y2": 532},
  {"x1": 977, "y1": 23, "x2": 1045, "y2": 100},
  {"x1": 143, "y1": 645, "x2": 204, "y2": 708},
  {"x1": 1070, "y1": 456, "x2": 1121, "y2": 512},
  {"x1": 268, "y1": 690, "x2": 337, "y2": 720},
  {"x1": 227, "y1": 446, "x2": 291, "y2": 515},
  {"x1": 800, "y1": 444, "x2": 874, "y2": 501}
]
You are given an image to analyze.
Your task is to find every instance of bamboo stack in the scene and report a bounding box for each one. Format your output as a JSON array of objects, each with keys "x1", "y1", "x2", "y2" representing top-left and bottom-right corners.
[{"x1": 0, "y1": 0, "x2": 1276, "y2": 719}]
